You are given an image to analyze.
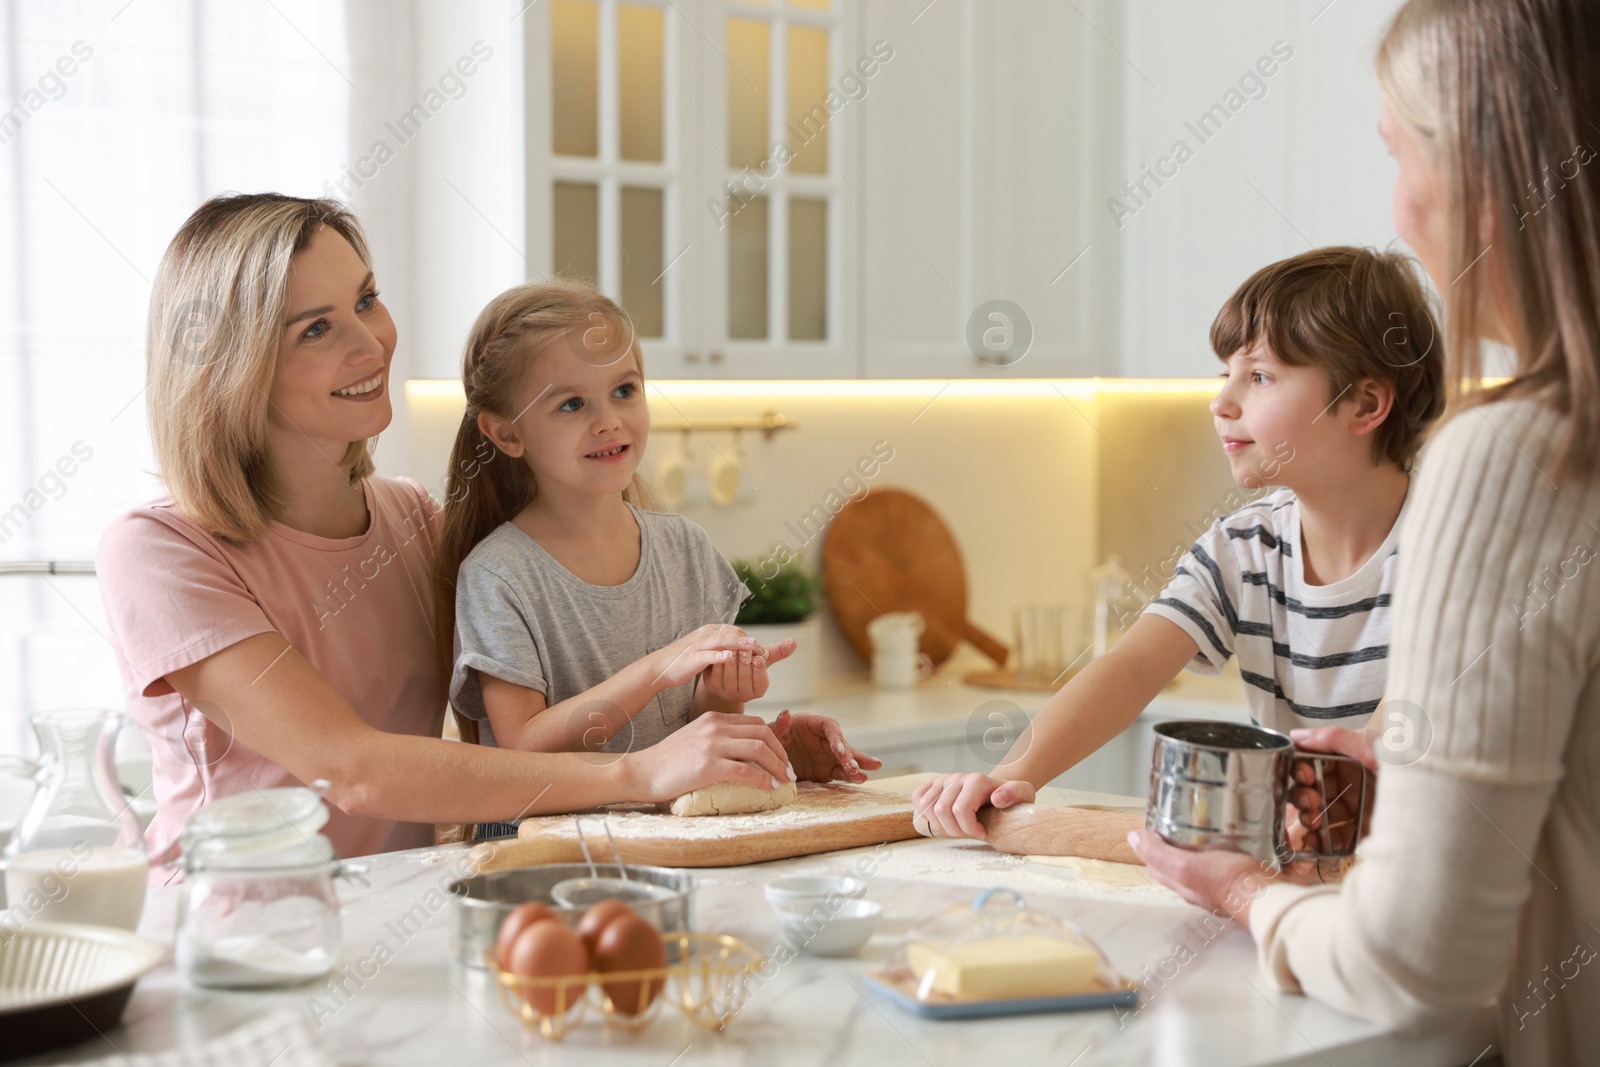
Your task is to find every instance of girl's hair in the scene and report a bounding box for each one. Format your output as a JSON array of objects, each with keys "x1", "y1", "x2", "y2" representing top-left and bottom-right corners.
[
  {"x1": 1378, "y1": 0, "x2": 1600, "y2": 479},
  {"x1": 431, "y1": 281, "x2": 656, "y2": 678},
  {"x1": 147, "y1": 193, "x2": 377, "y2": 543}
]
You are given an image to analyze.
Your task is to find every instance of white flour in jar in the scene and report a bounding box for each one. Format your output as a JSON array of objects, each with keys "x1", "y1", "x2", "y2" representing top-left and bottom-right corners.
[{"x1": 177, "y1": 932, "x2": 335, "y2": 987}]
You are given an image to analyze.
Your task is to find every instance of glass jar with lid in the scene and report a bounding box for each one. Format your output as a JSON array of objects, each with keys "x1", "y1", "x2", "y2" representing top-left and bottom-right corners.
[{"x1": 174, "y1": 783, "x2": 355, "y2": 988}]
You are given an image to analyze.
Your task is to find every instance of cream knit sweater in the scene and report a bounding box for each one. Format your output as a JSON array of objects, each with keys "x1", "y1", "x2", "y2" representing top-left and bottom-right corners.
[{"x1": 1248, "y1": 399, "x2": 1600, "y2": 1066}]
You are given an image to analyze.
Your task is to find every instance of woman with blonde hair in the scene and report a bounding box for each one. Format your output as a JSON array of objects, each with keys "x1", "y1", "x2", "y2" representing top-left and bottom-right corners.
[
  {"x1": 1130, "y1": 1, "x2": 1600, "y2": 1062},
  {"x1": 97, "y1": 193, "x2": 792, "y2": 866}
]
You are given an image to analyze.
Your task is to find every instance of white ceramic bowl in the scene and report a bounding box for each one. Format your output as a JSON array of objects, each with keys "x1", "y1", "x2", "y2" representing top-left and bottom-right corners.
[
  {"x1": 762, "y1": 875, "x2": 868, "y2": 910},
  {"x1": 773, "y1": 898, "x2": 882, "y2": 957}
]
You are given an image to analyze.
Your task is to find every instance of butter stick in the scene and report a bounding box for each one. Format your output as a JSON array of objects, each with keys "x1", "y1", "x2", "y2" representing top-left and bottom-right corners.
[{"x1": 906, "y1": 935, "x2": 1102, "y2": 999}]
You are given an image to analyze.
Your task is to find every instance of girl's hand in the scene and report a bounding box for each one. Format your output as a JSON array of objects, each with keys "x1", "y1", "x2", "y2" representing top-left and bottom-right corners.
[
  {"x1": 700, "y1": 637, "x2": 799, "y2": 704},
  {"x1": 911, "y1": 772, "x2": 1036, "y2": 840},
  {"x1": 630, "y1": 712, "x2": 795, "y2": 802},
  {"x1": 769, "y1": 710, "x2": 882, "y2": 784},
  {"x1": 1285, "y1": 727, "x2": 1378, "y2": 855},
  {"x1": 646, "y1": 624, "x2": 759, "y2": 691}
]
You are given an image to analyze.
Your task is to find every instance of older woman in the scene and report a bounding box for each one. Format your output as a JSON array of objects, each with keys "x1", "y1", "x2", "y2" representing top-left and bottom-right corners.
[
  {"x1": 1130, "y1": 1, "x2": 1600, "y2": 1063},
  {"x1": 97, "y1": 194, "x2": 793, "y2": 864}
]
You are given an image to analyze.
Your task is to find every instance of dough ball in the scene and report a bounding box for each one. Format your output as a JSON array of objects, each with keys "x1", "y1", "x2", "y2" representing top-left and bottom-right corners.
[{"x1": 669, "y1": 779, "x2": 798, "y2": 817}]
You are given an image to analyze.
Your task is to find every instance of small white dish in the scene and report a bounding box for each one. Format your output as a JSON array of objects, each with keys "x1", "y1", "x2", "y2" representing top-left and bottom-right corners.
[
  {"x1": 763, "y1": 875, "x2": 868, "y2": 910},
  {"x1": 773, "y1": 898, "x2": 883, "y2": 957}
]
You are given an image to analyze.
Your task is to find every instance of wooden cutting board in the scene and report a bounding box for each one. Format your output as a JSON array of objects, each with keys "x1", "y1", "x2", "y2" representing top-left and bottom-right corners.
[
  {"x1": 822, "y1": 489, "x2": 1009, "y2": 667},
  {"x1": 468, "y1": 781, "x2": 919, "y2": 874}
]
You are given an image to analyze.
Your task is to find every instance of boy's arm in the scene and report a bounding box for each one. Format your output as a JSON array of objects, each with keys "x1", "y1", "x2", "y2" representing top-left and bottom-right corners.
[
  {"x1": 1000, "y1": 614, "x2": 1200, "y2": 789},
  {"x1": 914, "y1": 614, "x2": 1199, "y2": 838}
]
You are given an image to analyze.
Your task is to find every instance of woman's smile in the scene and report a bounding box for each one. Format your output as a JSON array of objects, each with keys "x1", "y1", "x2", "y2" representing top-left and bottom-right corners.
[{"x1": 332, "y1": 369, "x2": 385, "y2": 401}]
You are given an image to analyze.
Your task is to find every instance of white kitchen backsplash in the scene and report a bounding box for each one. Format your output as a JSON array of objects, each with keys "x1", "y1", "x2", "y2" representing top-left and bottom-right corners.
[{"x1": 405, "y1": 382, "x2": 1234, "y2": 682}]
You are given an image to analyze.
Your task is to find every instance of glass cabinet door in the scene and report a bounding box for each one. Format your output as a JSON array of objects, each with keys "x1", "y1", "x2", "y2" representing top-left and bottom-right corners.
[
  {"x1": 708, "y1": 0, "x2": 856, "y2": 377},
  {"x1": 530, "y1": 0, "x2": 864, "y2": 378},
  {"x1": 544, "y1": 0, "x2": 679, "y2": 358}
]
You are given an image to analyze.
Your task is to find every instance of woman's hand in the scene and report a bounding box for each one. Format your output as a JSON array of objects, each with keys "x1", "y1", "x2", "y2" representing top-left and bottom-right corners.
[
  {"x1": 629, "y1": 711, "x2": 795, "y2": 803},
  {"x1": 769, "y1": 710, "x2": 882, "y2": 784},
  {"x1": 1286, "y1": 727, "x2": 1379, "y2": 855},
  {"x1": 910, "y1": 772, "x2": 1036, "y2": 840},
  {"x1": 1126, "y1": 830, "x2": 1289, "y2": 926},
  {"x1": 699, "y1": 637, "x2": 799, "y2": 705},
  {"x1": 645, "y1": 624, "x2": 759, "y2": 690}
]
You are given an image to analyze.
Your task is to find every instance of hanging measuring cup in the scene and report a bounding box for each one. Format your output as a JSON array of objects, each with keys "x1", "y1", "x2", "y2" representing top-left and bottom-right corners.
[{"x1": 1, "y1": 708, "x2": 149, "y2": 930}]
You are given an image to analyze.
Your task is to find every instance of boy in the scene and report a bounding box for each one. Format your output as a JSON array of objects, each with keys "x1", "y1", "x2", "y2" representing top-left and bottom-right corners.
[{"x1": 914, "y1": 246, "x2": 1444, "y2": 839}]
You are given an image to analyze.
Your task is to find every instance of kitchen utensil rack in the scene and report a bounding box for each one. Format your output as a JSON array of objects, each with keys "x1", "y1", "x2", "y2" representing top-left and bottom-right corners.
[{"x1": 648, "y1": 410, "x2": 796, "y2": 440}]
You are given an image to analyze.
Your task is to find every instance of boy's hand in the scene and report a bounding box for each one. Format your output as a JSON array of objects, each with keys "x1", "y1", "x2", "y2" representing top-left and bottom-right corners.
[
  {"x1": 629, "y1": 711, "x2": 795, "y2": 802},
  {"x1": 645, "y1": 624, "x2": 758, "y2": 690},
  {"x1": 911, "y1": 772, "x2": 1036, "y2": 840},
  {"x1": 769, "y1": 710, "x2": 881, "y2": 783},
  {"x1": 699, "y1": 637, "x2": 799, "y2": 704}
]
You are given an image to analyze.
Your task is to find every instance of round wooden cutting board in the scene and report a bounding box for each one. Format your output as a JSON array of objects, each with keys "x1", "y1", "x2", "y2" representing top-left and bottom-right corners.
[{"x1": 822, "y1": 488, "x2": 1007, "y2": 667}]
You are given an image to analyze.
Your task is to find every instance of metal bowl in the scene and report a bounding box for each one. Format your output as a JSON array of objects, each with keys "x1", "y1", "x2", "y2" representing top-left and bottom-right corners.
[{"x1": 448, "y1": 863, "x2": 693, "y2": 971}]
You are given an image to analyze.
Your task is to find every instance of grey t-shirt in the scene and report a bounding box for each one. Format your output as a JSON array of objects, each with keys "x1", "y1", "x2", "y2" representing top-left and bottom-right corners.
[{"x1": 448, "y1": 505, "x2": 749, "y2": 752}]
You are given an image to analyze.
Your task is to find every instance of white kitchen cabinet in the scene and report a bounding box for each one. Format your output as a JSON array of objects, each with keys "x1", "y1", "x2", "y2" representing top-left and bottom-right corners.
[
  {"x1": 1113, "y1": 0, "x2": 1408, "y2": 377},
  {"x1": 498, "y1": 1, "x2": 1412, "y2": 381},
  {"x1": 858, "y1": 0, "x2": 1120, "y2": 379},
  {"x1": 524, "y1": 0, "x2": 861, "y2": 379},
  {"x1": 524, "y1": 0, "x2": 1119, "y2": 380}
]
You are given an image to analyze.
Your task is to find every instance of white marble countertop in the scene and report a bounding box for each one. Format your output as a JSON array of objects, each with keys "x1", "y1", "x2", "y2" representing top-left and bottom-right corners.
[{"x1": 24, "y1": 779, "x2": 1491, "y2": 1067}]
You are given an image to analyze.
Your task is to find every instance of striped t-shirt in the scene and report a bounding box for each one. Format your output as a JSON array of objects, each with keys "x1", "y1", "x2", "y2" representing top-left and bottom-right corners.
[{"x1": 1143, "y1": 487, "x2": 1405, "y2": 733}]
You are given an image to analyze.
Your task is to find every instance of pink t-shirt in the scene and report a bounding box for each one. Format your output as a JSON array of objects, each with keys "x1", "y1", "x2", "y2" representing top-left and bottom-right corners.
[{"x1": 95, "y1": 476, "x2": 447, "y2": 864}]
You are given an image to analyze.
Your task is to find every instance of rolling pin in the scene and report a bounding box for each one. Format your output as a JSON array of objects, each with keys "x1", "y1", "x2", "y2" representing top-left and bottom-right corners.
[
  {"x1": 977, "y1": 804, "x2": 1146, "y2": 866},
  {"x1": 468, "y1": 835, "x2": 595, "y2": 874}
]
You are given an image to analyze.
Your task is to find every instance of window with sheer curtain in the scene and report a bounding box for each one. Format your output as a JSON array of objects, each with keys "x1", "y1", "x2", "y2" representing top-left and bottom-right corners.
[{"x1": 0, "y1": 0, "x2": 355, "y2": 757}]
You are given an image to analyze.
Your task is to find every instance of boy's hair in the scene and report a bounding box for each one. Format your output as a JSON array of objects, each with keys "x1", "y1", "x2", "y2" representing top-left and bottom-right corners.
[{"x1": 1210, "y1": 246, "x2": 1445, "y2": 470}]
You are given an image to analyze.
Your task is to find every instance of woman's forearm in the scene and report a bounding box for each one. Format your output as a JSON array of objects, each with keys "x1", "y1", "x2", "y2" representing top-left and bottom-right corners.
[{"x1": 326, "y1": 729, "x2": 647, "y2": 822}]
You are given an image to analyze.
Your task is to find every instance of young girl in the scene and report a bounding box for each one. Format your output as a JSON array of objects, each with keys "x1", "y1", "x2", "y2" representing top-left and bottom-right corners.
[{"x1": 433, "y1": 283, "x2": 878, "y2": 834}]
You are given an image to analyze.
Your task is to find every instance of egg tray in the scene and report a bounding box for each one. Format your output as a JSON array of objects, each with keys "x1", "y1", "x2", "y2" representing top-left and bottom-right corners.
[{"x1": 487, "y1": 932, "x2": 765, "y2": 1041}]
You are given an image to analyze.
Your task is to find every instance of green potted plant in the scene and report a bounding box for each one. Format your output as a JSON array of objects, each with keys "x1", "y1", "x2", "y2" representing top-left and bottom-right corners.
[{"x1": 732, "y1": 555, "x2": 822, "y2": 706}]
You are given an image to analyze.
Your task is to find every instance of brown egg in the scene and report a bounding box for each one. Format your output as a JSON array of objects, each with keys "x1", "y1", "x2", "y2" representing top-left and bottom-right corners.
[
  {"x1": 495, "y1": 902, "x2": 560, "y2": 972},
  {"x1": 576, "y1": 899, "x2": 637, "y2": 954},
  {"x1": 508, "y1": 919, "x2": 592, "y2": 1017},
  {"x1": 592, "y1": 913, "x2": 667, "y2": 1015}
]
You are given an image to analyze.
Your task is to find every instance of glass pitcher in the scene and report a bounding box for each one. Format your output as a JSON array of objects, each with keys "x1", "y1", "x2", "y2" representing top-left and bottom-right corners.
[{"x1": 1, "y1": 709, "x2": 149, "y2": 930}]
